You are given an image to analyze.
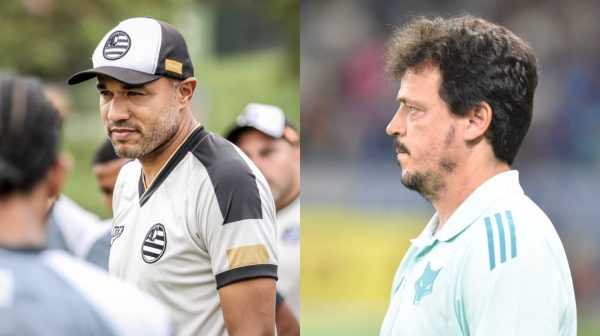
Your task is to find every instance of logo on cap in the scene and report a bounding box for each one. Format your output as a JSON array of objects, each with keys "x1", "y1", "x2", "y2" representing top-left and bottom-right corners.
[{"x1": 103, "y1": 31, "x2": 131, "y2": 60}]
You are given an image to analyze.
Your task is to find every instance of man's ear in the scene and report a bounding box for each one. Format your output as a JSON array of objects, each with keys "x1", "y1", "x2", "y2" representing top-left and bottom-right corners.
[
  {"x1": 178, "y1": 77, "x2": 197, "y2": 104},
  {"x1": 291, "y1": 141, "x2": 300, "y2": 163},
  {"x1": 464, "y1": 101, "x2": 493, "y2": 141},
  {"x1": 46, "y1": 153, "x2": 70, "y2": 201}
]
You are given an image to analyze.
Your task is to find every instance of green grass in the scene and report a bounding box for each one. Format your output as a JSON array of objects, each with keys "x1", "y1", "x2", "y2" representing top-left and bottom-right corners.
[
  {"x1": 300, "y1": 206, "x2": 600, "y2": 335},
  {"x1": 301, "y1": 207, "x2": 424, "y2": 335},
  {"x1": 199, "y1": 49, "x2": 299, "y2": 134}
]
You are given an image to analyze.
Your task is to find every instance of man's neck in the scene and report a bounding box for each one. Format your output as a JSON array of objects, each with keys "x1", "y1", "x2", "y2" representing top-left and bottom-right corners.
[
  {"x1": 140, "y1": 116, "x2": 198, "y2": 188},
  {"x1": 432, "y1": 160, "x2": 509, "y2": 233},
  {"x1": 0, "y1": 194, "x2": 46, "y2": 248}
]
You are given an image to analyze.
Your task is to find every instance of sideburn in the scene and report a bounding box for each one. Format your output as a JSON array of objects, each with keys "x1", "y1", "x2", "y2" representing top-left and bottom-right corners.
[{"x1": 440, "y1": 125, "x2": 457, "y2": 173}]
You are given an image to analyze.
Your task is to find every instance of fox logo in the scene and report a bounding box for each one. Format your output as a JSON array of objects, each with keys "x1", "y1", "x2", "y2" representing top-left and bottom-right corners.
[{"x1": 413, "y1": 261, "x2": 442, "y2": 305}]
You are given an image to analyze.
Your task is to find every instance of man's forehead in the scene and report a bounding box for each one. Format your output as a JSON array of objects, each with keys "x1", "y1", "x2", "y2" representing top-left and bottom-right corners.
[
  {"x1": 237, "y1": 128, "x2": 280, "y2": 143},
  {"x1": 397, "y1": 63, "x2": 442, "y2": 99},
  {"x1": 96, "y1": 75, "x2": 159, "y2": 89}
]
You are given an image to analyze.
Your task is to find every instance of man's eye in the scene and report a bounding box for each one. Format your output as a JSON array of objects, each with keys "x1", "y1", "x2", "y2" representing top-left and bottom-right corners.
[
  {"x1": 127, "y1": 91, "x2": 143, "y2": 96},
  {"x1": 99, "y1": 91, "x2": 112, "y2": 96}
]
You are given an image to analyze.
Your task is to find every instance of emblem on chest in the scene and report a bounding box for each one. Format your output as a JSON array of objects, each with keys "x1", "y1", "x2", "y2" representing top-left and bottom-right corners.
[
  {"x1": 413, "y1": 261, "x2": 442, "y2": 305},
  {"x1": 141, "y1": 223, "x2": 167, "y2": 263}
]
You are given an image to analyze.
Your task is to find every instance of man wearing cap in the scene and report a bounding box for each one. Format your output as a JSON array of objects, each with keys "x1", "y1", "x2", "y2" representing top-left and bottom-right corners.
[
  {"x1": 68, "y1": 18, "x2": 278, "y2": 336},
  {"x1": 226, "y1": 103, "x2": 300, "y2": 324}
]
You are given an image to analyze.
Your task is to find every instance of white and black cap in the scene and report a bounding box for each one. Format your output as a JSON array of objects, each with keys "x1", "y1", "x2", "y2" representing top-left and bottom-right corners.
[
  {"x1": 68, "y1": 17, "x2": 194, "y2": 85},
  {"x1": 226, "y1": 103, "x2": 299, "y2": 145}
]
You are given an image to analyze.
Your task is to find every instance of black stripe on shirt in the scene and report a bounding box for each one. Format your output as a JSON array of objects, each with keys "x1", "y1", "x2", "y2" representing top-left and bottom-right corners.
[
  {"x1": 191, "y1": 132, "x2": 263, "y2": 224},
  {"x1": 215, "y1": 264, "x2": 278, "y2": 290}
]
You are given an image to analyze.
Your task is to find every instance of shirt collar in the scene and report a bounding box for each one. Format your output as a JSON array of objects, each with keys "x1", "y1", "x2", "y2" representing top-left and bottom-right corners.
[
  {"x1": 413, "y1": 170, "x2": 524, "y2": 246},
  {"x1": 410, "y1": 213, "x2": 439, "y2": 249}
]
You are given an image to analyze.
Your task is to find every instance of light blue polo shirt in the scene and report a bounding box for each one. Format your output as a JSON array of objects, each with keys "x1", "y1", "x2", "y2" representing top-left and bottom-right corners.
[{"x1": 380, "y1": 171, "x2": 576, "y2": 336}]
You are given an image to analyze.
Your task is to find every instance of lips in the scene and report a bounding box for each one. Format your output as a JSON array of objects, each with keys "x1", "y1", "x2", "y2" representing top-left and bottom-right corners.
[{"x1": 110, "y1": 127, "x2": 138, "y2": 141}]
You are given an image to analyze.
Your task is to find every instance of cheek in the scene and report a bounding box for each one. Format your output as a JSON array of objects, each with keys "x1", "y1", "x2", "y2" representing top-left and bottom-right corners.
[
  {"x1": 100, "y1": 105, "x2": 109, "y2": 122},
  {"x1": 409, "y1": 133, "x2": 439, "y2": 163}
]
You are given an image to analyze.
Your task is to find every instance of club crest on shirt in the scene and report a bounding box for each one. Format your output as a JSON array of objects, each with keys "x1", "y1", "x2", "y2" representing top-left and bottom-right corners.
[
  {"x1": 111, "y1": 226, "x2": 124, "y2": 246},
  {"x1": 413, "y1": 261, "x2": 442, "y2": 305},
  {"x1": 141, "y1": 224, "x2": 167, "y2": 263}
]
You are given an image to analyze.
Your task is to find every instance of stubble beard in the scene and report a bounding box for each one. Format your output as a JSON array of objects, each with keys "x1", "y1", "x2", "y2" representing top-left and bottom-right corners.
[
  {"x1": 401, "y1": 169, "x2": 445, "y2": 202},
  {"x1": 397, "y1": 126, "x2": 457, "y2": 202},
  {"x1": 113, "y1": 93, "x2": 180, "y2": 160}
]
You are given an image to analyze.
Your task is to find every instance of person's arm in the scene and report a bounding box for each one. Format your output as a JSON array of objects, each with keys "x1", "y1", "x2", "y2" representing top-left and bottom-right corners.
[
  {"x1": 275, "y1": 293, "x2": 300, "y2": 336},
  {"x1": 197, "y1": 138, "x2": 280, "y2": 334},
  {"x1": 219, "y1": 278, "x2": 276, "y2": 336}
]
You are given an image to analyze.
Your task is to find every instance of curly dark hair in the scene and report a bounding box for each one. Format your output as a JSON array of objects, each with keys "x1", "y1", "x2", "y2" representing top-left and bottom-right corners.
[
  {"x1": 386, "y1": 15, "x2": 538, "y2": 164},
  {"x1": 0, "y1": 74, "x2": 62, "y2": 195}
]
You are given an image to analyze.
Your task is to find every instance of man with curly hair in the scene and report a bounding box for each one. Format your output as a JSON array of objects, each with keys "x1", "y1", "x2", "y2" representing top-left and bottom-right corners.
[{"x1": 381, "y1": 15, "x2": 576, "y2": 335}]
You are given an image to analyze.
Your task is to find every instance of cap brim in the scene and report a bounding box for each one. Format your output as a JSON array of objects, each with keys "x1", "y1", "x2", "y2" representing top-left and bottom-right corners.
[
  {"x1": 226, "y1": 124, "x2": 299, "y2": 146},
  {"x1": 67, "y1": 66, "x2": 161, "y2": 85},
  {"x1": 225, "y1": 126, "x2": 255, "y2": 144}
]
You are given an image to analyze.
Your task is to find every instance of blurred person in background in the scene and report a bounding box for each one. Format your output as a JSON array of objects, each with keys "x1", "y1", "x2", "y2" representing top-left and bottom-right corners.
[
  {"x1": 68, "y1": 17, "x2": 278, "y2": 335},
  {"x1": 43, "y1": 82, "x2": 113, "y2": 269},
  {"x1": 92, "y1": 138, "x2": 128, "y2": 218},
  {"x1": 380, "y1": 15, "x2": 576, "y2": 335},
  {"x1": 0, "y1": 73, "x2": 172, "y2": 335},
  {"x1": 83, "y1": 139, "x2": 130, "y2": 269},
  {"x1": 226, "y1": 103, "x2": 301, "y2": 335}
]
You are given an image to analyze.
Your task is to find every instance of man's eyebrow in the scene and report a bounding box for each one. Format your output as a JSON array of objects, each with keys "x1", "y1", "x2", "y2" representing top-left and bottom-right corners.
[
  {"x1": 122, "y1": 84, "x2": 145, "y2": 90},
  {"x1": 95, "y1": 82, "x2": 146, "y2": 90},
  {"x1": 396, "y1": 96, "x2": 422, "y2": 106}
]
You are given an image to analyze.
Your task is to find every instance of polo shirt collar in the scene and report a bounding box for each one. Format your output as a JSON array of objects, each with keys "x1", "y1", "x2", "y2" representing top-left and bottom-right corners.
[{"x1": 412, "y1": 170, "x2": 524, "y2": 247}]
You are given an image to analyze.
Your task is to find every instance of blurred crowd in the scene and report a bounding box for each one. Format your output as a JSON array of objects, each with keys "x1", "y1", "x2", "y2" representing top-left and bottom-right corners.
[{"x1": 302, "y1": 0, "x2": 600, "y2": 163}]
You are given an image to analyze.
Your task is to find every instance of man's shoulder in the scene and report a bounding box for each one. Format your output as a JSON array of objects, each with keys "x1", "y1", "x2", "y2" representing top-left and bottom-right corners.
[
  {"x1": 41, "y1": 250, "x2": 172, "y2": 335},
  {"x1": 189, "y1": 131, "x2": 250, "y2": 170},
  {"x1": 458, "y1": 193, "x2": 562, "y2": 274},
  {"x1": 479, "y1": 192, "x2": 553, "y2": 238}
]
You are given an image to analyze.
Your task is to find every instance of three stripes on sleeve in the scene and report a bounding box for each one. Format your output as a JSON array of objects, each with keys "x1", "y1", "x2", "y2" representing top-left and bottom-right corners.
[{"x1": 484, "y1": 211, "x2": 517, "y2": 271}]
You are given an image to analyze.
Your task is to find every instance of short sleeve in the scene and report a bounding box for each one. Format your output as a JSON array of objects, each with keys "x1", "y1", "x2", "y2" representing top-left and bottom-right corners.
[
  {"x1": 457, "y1": 213, "x2": 571, "y2": 336},
  {"x1": 192, "y1": 136, "x2": 278, "y2": 289}
]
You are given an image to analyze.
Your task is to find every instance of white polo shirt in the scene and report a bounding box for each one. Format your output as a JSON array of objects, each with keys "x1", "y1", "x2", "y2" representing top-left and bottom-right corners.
[
  {"x1": 380, "y1": 171, "x2": 576, "y2": 336},
  {"x1": 109, "y1": 126, "x2": 278, "y2": 336}
]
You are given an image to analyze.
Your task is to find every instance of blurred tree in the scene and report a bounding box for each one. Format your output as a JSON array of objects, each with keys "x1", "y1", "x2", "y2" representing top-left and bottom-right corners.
[
  {"x1": 200, "y1": 0, "x2": 299, "y2": 78},
  {"x1": 0, "y1": 0, "x2": 192, "y2": 80},
  {"x1": 0, "y1": 0, "x2": 298, "y2": 80},
  {"x1": 267, "y1": 0, "x2": 299, "y2": 78}
]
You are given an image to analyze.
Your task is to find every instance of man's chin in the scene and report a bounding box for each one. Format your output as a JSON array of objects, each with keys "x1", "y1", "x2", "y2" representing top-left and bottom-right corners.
[
  {"x1": 400, "y1": 171, "x2": 418, "y2": 191},
  {"x1": 112, "y1": 143, "x2": 140, "y2": 159}
]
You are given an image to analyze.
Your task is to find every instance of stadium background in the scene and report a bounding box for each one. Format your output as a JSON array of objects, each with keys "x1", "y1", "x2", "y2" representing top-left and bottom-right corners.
[{"x1": 302, "y1": 0, "x2": 600, "y2": 335}]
